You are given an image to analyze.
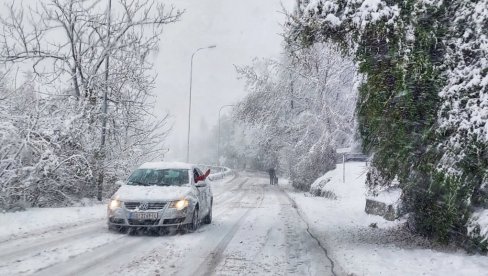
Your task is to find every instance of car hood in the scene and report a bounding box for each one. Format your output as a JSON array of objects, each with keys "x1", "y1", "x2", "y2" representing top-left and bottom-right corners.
[{"x1": 113, "y1": 185, "x2": 192, "y2": 202}]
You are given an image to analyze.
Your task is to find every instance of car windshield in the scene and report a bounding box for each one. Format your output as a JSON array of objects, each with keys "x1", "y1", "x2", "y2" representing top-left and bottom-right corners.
[{"x1": 127, "y1": 169, "x2": 189, "y2": 186}]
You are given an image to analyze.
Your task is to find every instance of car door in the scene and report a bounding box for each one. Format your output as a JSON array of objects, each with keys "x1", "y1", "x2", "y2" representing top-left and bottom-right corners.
[
  {"x1": 197, "y1": 168, "x2": 211, "y2": 214},
  {"x1": 193, "y1": 168, "x2": 207, "y2": 215}
]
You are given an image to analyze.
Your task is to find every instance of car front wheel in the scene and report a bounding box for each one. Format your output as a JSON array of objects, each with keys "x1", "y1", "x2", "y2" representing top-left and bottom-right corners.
[
  {"x1": 185, "y1": 208, "x2": 199, "y2": 233},
  {"x1": 203, "y1": 202, "x2": 212, "y2": 224}
]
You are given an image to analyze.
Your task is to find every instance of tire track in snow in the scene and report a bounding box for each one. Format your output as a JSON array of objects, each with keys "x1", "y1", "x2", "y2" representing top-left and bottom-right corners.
[
  {"x1": 280, "y1": 188, "x2": 338, "y2": 276},
  {"x1": 0, "y1": 218, "x2": 105, "y2": 245},
  {"x1": 34, "y1": 235, "x2": 150, "y2": 276},
  {"x1": 213, "y1": 178, "x2": 249, "y2": 203},
  {"x1": 195, "y1": 182, "x2": 265, "y2": 276},
  {"x1": 0, "y1": 222, "x2": 105, "y2": 262}
]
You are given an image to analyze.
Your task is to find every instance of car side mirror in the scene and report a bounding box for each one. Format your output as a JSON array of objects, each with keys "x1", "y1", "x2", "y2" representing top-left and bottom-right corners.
[{"x1": 115, "y1": 180, "x2": 125, "y2": 186}]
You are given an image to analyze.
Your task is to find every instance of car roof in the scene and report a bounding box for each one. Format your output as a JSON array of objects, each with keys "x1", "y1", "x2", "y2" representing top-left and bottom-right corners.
[{"x1": 138, "y1": 162, "x2": 195, "y2": 170}]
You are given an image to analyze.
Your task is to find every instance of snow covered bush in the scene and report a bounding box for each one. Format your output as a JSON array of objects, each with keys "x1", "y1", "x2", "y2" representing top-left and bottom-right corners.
[
  {"x1": 286, "y1": 0, "x2": 488, "y2": 249},
  {"x1": 310, "y1": 177, "x2": 338, "y2": 199}
]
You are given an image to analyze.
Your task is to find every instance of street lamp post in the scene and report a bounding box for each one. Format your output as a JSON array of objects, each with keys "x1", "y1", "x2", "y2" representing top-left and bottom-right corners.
[
  {"x1": 218, "y1": 104, "x2": 235, "y2": 166},
  {"x1": 186, "y1": 45, "x2": 216, "y2": 163}
]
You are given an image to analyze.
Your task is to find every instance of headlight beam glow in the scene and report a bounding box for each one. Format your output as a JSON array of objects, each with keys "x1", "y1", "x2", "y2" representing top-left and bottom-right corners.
[
  {"x1": 171, "y1": 199, "x2": 189, "y2": 210},
  {"x1": 109, "y1": 199, "x2": 121, "y2": 210}
]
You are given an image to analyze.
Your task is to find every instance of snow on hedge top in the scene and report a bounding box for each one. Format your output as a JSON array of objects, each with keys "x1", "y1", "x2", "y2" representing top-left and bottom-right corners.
[
  {"x1": 302, "y1": 0, "x2": 400, "y2": 29},
  {"x1": 367, "y1": 187, "x2": 402, "y2": 205},
  {"x1": 310, "y1": 161, "x2": 369, "y2": 200},
  {"x1": 468, "y1": 209, "x2": 488, "y2": 243},
  {"x1": 138, "y1": 162, "x2": 194, "y2": 170}
]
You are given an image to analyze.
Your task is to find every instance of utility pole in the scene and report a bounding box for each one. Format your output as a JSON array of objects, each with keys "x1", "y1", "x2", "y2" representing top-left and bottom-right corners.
[
  {"x1": 98, "y1": 0, "x2": 112, "y2": 201},
  {"x1": 186, "y1": 45, "x2": 216, "y2": 163}
]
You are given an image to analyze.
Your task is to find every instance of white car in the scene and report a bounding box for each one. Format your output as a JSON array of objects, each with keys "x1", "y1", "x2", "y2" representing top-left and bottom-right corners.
[{"x1": 107, "y1": 162, "x2": 213, "y2": 233}]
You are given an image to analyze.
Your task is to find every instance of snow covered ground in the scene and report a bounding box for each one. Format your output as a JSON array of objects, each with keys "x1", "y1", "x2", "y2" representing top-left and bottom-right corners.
[
  {"x1": 283, "y1": 162, "x2": 488, "y2": 276},
  {"x1": 0, "y1": 173, "x2": 334, "y2": 275},
  {"x1": 0, "y1": 204, "x2": 106, "y2": 243},
  {"x1": 2, "y1": 166, "x2": 486, "y2": 276}
]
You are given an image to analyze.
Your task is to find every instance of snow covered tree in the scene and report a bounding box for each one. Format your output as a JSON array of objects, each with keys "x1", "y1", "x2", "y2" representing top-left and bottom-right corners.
[
  {"x1": 234, "y1": 43, "x2": 358, "y2": 190},
  {"x1": 286, "y1": 0, "x2": 488, "y2": 248},
  {"x1": 0, "y1": 0, "x2": 180, "y2": 208}
]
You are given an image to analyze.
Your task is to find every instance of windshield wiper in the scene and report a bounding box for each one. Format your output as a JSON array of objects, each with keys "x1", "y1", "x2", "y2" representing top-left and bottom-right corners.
[{"x1": 128, "y1": 180, "x2": 148, "y2": 186}]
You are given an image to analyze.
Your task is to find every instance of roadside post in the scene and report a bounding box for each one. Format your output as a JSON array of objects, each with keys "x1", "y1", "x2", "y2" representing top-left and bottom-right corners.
[
  {"x1": 336, "y1": 147, "x2": 351, "y2": 184},
  {"x1": 336, "y1": 148, "x2": 369, "y2": 185}
]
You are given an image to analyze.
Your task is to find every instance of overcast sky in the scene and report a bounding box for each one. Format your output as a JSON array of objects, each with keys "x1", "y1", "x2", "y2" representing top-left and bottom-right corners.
[{"x1": 154, "y1": 0, "x2": 295, "y2": 161}]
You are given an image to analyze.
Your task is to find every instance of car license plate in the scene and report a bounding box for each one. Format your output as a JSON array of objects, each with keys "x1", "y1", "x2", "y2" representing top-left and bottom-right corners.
[{"x1": 132, "y1": 212, "x2": 158, "y2": 220}]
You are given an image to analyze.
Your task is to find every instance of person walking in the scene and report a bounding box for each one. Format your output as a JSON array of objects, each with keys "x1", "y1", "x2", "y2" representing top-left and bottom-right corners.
[{"x1": 268, "y1": 168, "x2": 276, "y2": 185}]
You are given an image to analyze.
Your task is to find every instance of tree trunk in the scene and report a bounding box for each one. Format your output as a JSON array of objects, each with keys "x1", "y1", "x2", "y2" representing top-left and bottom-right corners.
[
  {"x1": 97, "y1": 170, "x2": 103, "y2": 201},
  {"x1": 71, "y1": 66, "x2": 81, "y2": 98}
]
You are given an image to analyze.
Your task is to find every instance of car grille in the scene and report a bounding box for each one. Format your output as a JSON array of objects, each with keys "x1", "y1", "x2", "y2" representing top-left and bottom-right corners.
[
  {"x1": 124, "y1": 202, "x2": 166, "y2": 210},
  {"x1": 109, "y1": 218, "x2": 125, "y2": 224},
  {"x1": 163, "y1": 218, "x2": 186, "y2": 224},
  {"x1": 128, "y1": 219, "x2": 161, "y2": 226}
]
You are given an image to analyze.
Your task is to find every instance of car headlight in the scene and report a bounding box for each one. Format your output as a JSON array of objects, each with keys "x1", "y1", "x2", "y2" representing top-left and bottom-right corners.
[
  {"x1": 170, "y1": 199, "x2": 189, "y2": 210},
  {"x1": 109, "y1": 199, "x2": 121, "y2": 210}
]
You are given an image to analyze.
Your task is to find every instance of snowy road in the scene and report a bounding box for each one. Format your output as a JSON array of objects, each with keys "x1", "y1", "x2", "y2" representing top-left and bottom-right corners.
[{"x1": 0, "y1": 173, "x2": 334, "y2": 276}]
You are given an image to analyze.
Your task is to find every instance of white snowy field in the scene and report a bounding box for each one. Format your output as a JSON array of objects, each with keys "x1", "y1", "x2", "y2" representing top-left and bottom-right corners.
[
  {"x1": 283, "y1": 162, "x2": 488, "y2": 276},
  {"x1": 0, "y1": 173, "x2": 334, "y2": 276}
]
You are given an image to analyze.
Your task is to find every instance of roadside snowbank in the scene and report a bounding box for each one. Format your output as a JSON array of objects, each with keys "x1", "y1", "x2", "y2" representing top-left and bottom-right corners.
[
  {"x1": 0, "y1": 205, "x2": 106, "y2": 242},
  {"x1": 207, "y1": 166, "x2": 233, "y2": 181},
  {"x1": 284, "y1": 162, "x2": 488, "y2": 275}
]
